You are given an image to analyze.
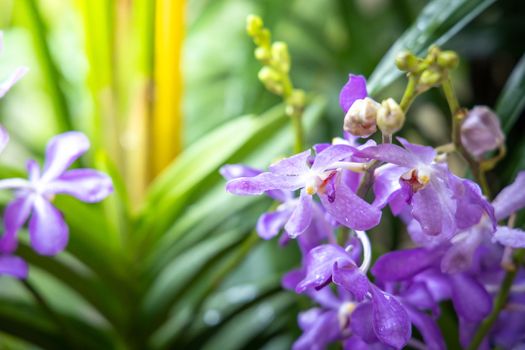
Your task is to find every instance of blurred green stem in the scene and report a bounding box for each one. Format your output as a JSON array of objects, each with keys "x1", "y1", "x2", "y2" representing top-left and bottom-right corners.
[{"x1": 291, "y1": 113, "x2": 304, "y2": 153}]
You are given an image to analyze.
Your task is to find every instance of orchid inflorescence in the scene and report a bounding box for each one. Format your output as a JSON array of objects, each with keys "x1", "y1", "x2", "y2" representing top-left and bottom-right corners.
[
  {"x1": 0, "y1": 32, "x2": 113, "y2": 280},
  {"x1": 222, "y1": 16, "x2": 525, "y2": 350}
]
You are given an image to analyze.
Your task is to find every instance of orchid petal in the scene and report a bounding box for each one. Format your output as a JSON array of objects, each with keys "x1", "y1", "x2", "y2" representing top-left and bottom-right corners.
[
  {"x1": 492, "y1": 226, "x2": 525, "y2": 248},
  {"x1": 320, "y1": 181, "x2": 381, "y2": 231},
  {"x1": 397, "y1": 137, "x2": 436, "y2": 163},
  {"x1": 0, "y1": 67, "x2": 28, "y2": 99},
  {"x1": 256, "y1": 208, "x2": 291, "y2": 240},
  {"x1": 293, "y1": 309, "x2": 340, "y2": 350},
  {"x1": 219, "y1": 164, "x2": 261, "y2": 180},
  {"x1": 46, "y1": 169, "x2": 113, "y2": 203},
  {"x1": 350, "y1": 302, "x2": 378, "y2": 344},
  {"x1": 450, "y1": 273, "x2": 492, "y2": 322},
  {"x1": 268, "y1": 151, "x2": 310, "y2": 175},
  {"x1": 339, "y1": 74, "x2": 367, "y2": 113},
  {"x1": 355, "y1": 143, "x2": 418, "y2": 168},
  {"x1": 0, "y1": 255, "x2": 28, "y2": 278},
  {"x1": 372, "y1": 248, "x2": 441, "y2": 282},
  {"x1": 285, "y1": 190, "x2": 313, "y2": 238},
  {"x1": 28, "y1": 196, "x2": 68, "y2": 256},
  {"x1": 333, "y1": 261, "x2": 369, "y2": 301},
  {"x1": 311, "y1": 144, "x2": 355, "y2": 171},
  {"x1": 412, "y1": 181, "x2": 456, "y2": 237},
  {"x1": 0, "y1": 126, "x2": 8, "y2": 154},
  {"x1": 0, "y1": 196, "x2": 33, "y2": 253},
  {"x1": 370, "y1": 285, "x2": 411, "y2": 349},
  {"x1": 492, "y1": 171, "x2": 525, "y2": 221},
  {"x1": 296, "y1": 244, "x2": 353, "y2": 293},
  {"x1": 41, "y1": 132, "x2": 90, "y2": 182},
  {"x1": 226, "y1": 172, "x2": 303, "y2": 195},
  {"x1": 405, "y1": 306, "x2": 446, "y2": 350}
]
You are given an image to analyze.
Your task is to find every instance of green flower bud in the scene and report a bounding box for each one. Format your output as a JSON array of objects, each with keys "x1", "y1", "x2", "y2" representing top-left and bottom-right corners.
[
  {"x1": 258, "y1": 66, "x2": 283, "y2": 95},
  {"x1": 377, "y1": 98, "x2": 405, "y2": 135},
  {"x1": 271, "y1": 41, "x2": 290, "y2": 73},
  {"x1": 255, "y1": 47, "x2": 271, "y2": 62},
  {"x1": 395, "y1": 51, "x2": 420, "y2": 72},
  {"x1": 343, "y1": 97, "x2": 380, "y2": 137},
  {"x1": 437, "y1": 51, "x2": 459, "y2": 70},
  {"x1": 420, "y1": 68, "x2": 442, "y2": 87},
  {"x1": 246, "y1": 15, "x2": 263, "y2": 37}
]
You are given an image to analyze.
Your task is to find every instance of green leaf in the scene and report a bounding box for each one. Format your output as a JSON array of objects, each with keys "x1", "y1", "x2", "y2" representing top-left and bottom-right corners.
[
  {"x1": 367, "y1": 0, "x2": 496, "y2": 96},
  {"x1": 496, "y1": 53, "x2": 525, "y2": 133}
]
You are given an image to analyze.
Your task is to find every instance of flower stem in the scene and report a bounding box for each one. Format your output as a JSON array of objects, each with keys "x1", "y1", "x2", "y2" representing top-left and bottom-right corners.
[
  {"x1": 466, "y1": 250, "x2": 525, "y2": 350},
  {"x1": 291, "y1": 112, "x2": 304, "y2": 153},
  {"x1": 399, "y1": 75, "x2": 418, "y2": 111},
  {"x1": 442, "y1": 76, "x2": 491, "y2": 197}
]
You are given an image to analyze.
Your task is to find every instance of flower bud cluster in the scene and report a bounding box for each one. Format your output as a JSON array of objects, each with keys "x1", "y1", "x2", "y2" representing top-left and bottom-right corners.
[
  {"x1": 395, "y1": 46, "x2": 459, "y2": 92},
  {"x1": 246, "y1": 15, "x2": 304, "y2": 117}
]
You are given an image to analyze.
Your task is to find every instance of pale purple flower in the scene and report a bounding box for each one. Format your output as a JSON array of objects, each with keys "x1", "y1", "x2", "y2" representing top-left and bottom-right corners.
[
  {"x1": 225, "y1": 144, "x2": 381, "y2": 232},
  {"x1": 0, "y1": 32, "x2": 28, "y2": 99},
  {"x1": 293, "y1": 243, "x2": 412, "y2": 349},
  {"x1": 372, "y1": 248, "x2": 493, "y2": 324},
  {"x1": 0, "y1": 127, "x2": 28, "y2": 278},
  {"x1": 357, "y1": 138, "x2": 493, "y2": 240},
  {"x1": 221, "y1": 164, "x2": 331, "y2": 249},
  {"x1": 420, "y1": 171, "x2": 525, "y2": 274},
  {"x1": 460, "y1": 106, "x2": 504, "y2": 159},
  {"x1": 0, "y1": 132, "x2": 113, "y2": 256}
]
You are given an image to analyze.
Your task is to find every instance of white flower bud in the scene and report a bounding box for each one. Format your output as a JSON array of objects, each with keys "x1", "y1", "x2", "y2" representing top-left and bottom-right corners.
[
  {"x1": 461, "y1": 106, "x2": 505, "y2": 158},
  {"x1": 377, "y1": 98, "x2": 405, "y2": 135},
  {"x1": 343, "y1": 97, "x2": 380, "y2": 137}
]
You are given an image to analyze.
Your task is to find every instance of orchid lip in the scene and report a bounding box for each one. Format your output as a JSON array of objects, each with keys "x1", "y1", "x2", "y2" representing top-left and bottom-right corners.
[
  {"x1": 401, "y1": 167, "x2": 432, "y2": 192},
  {"x1": 338, "y1": 301, "x2": 357, "y2": 330}
]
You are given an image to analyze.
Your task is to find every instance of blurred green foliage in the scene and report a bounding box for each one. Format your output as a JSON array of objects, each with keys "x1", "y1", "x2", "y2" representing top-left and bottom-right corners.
[{"x1": 0, "y1": 0, "x2": 523, "y2": 349}]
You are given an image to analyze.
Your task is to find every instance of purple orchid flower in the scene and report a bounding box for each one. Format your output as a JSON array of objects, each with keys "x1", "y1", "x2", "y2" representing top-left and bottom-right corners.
[
  {"x1": 356, "y1": 137, "x2": 493, "y2": 240},
  {"x1": 292, "y1": 243, "x2": 412, "y2": 349},
  {"x1": 406, "y1": 171, "x2": 525, "y2": 275},
  {"x1": 0, "y1": 127, "x2": 28, "y2": 278},
  {"x1": 225, "y1": 144, "x2": 381, "y2": 233},
  {"x1": 0, "y1": 32, "x2": 28, "y2": 99},
  {"x1": 221, "y1": 164, "x2": 331, "y2": 251},
  {"x1": 0, "y1": 131, "x2": 113, "y2": 256},
  {"x1": 372, "y1": 248, "x2": 493, "y2": 325}
]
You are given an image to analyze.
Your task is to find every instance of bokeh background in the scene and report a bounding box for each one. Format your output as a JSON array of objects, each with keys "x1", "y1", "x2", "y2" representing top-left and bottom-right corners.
[{"x1": 0, "y1": 0, "x2": 523, "y2": 349}]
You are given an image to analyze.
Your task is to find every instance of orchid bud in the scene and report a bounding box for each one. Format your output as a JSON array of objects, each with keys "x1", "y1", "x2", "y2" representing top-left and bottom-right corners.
[
  {"x1": 255, "y1": 47, "x2": 271, "y2": 62},
  {"x1": 343, "y1": 97, "x2": 380, "y2": 137},
  {"x1": 437, "y1": 51, "x2": 459, "y2": 70},
  {"x1": 395, "y1": 51, "x2": 420, "y2": 72},
  {"x1": 420, "y1": 68, "x2": 442, "y2": 87},
  {"x1": 246, "y1": 15, "x2": 263, "y2": 37},
  {"x1": 258, "y1": 66, "x2": 283, "y2": 95},
  {"x1": 461, "y1": 106, "x2": 505, "y2": 158},
  {"x1": 377, "y1": 98, "x2": 405, "y2": 135},
  {"x1": 271, "y1": 42, "x2": 290, "y2": 73}
]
